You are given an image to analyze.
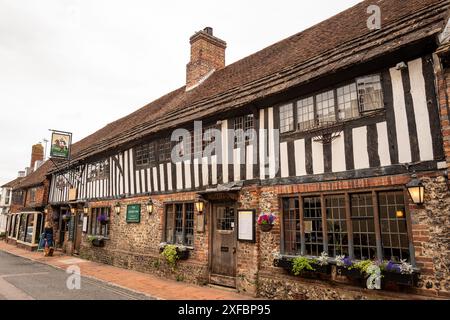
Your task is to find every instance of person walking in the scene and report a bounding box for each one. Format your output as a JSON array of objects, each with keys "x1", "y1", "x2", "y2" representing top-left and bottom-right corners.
[{"x1": 42, "y1": 222, "x2": 54, "y2": 257}]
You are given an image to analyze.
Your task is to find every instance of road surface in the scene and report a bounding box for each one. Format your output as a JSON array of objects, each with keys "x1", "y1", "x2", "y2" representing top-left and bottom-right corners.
[{"x1": 0, "y1": 251, "x2": 153, "y2": 300}]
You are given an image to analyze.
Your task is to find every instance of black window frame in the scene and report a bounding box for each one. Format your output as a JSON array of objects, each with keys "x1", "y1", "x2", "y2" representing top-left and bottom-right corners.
[{"x1": 164, "y1": 202, "x2": 195, "y2": 247}]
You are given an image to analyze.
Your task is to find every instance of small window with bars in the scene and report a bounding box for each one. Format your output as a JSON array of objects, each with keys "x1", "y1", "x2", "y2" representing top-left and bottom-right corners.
[
  {"x1": 164, "y1": 203, "x2": 194, "y2": 247},
  {"x1": 279, "y1": 103, "x2": 294, "y2": 133},
  {"x1": 357, "y1": 75, "x2": 384, "y2": 112}
]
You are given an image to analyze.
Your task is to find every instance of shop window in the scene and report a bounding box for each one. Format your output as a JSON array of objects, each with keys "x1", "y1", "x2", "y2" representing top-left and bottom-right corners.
[
  {"x1": 326, "y1": 195, "x2": 349, "y2": 257},
  {"x1": 303, "y1": 197, "x2": 324, "y2": 256},
  {"x1": 378, "y1": 191, "x2": 409, "y2": 262},
  {"x1": 357, "y1": 75, "x2": 384, "y2": 112},
  {"x1": 282, "y1": 197, "x2": 301, "y2": 255},
  {"x1": 25, "y1": 214, "x2": 34, "y2": 243},
  {"x1": 90, "y1": 207, "x2": 110, "y2": 237},
  {"x1": 297, "y1": 97, "x2": 315, "y2": 131},
  {"x1": 279, "y1": 103, "x2": 294, "y2": 133},
  {"x1": 164, "y1": 203, "x2": 194, "y2": 247}
]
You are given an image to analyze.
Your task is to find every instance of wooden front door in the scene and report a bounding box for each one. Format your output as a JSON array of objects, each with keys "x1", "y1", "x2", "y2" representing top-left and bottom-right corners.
[{"x1": 210, "y1": 203, "x2": 237, "y2": 288}]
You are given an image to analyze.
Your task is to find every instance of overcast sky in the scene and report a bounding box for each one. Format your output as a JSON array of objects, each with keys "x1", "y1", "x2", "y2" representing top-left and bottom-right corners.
[{"x1": 0, "y1": 0, "x2": 361, "y2": 184}]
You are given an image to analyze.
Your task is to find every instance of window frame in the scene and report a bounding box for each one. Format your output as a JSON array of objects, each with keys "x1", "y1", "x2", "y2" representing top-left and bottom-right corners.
[
  {"x1": 278, "y1": 74, "x2": 384, "y2": 135},
  {"x1": 89, "y1": 207, "x2": 110, "y2": 238},
  {"x1": 163, "y1": 202, "x2": 195, "y2": 247},
  {"x1": 279, "y1": 187, "x2": 415, "y2": 265}
]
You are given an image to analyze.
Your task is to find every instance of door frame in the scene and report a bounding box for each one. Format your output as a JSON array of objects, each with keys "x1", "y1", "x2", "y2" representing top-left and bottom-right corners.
[{"x1": 208, "y1": 201, "x2": 238, "y2": 285}]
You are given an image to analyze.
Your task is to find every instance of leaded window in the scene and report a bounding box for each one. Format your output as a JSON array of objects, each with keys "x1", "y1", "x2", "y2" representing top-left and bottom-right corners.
[
  {"x1": 297, "y1": 97, "x2": 315, "y2": 131},
  {"x1": 357, "y1": 75, "x2": 384, "y2": 112},
  {"x1": 303, "y1": 197, "x2": 324, "y2": 256},
  {"x1": 234, "y1": 114, "x2": 254, "y2": 147},
  {"x1": 158, "y1": 137, "x2": 172, "y2": 162},
  {"x1": 337, "y1": 83, "x2": 359, "y2": 120},
  {"x1": 135, "y1": 142, "x2": 156, "y2": 167},
  {"x1": 282, "y1": 197, "x2": 301, "y2": 255},
  {"x1": 90, "y1": 207, "x2": 110, "y2": 237},
  {"x1": 279, "y1": 103, "x2": 294, "y2": 133},
  {"x1": 316, "y1": 90, "x2": 335, "y2": 125},
  {"x1": 326, "y1": 195, "x2": 349, "y2": 257},
  {"x1": 351, "y1": 193, "x2": 377, "y2": 260},
  {"x1": 165, "y1": 203, "x2": 194, "y2": 246}
]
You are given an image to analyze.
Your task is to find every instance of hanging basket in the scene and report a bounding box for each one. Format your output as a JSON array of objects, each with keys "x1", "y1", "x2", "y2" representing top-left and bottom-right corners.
[{"x1": 259, "y1": 224, "x2": 274, "y2": 232}]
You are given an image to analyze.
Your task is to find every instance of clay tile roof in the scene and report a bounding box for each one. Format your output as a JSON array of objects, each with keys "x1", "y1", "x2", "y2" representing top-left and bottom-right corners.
[
  {"x1": 53, "y1": 0, "x2": 450, "y2": 169},
  {"x1": 1, "y1": 177, "x2": 24, "y2": 189},
  {"x1": 13, "y1": 160, "x2": 55, "y2": 190}
]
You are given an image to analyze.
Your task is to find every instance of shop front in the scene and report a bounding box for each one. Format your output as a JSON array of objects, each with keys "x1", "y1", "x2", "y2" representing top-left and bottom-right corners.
[{"x1": 6, "y1": 211, "x2": 45, "y2": 250}]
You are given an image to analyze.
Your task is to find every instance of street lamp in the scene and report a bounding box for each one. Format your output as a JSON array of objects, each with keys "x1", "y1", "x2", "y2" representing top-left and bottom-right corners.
[
  {"x1": 114, "y1": 202, "x2": 121, "y2": 215},
  {"x1": 83, "y1": 203, "x2": 90, "y2": 215},
  {"x1": 146, "y1": 198, "x2": 154, "y2": 215},
  {"x1": 406, "y1": 176, "x2": 425, "y2": 205},
  {"x1": 195, "y1": 195, "x2": 205, "y2": 214}
]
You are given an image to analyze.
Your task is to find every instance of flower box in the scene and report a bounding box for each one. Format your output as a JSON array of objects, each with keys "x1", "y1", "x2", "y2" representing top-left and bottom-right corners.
[
  {"x1": 273, "y1": 258, "x2": 331, "y2": 276},
  {"x1": 382, "y1": 271, "x2": 418, "y2": 286},
  {"x1": 273, "y1": 258, "x2": 292, "y2": 269},
  {"x1": 336, "y1": 266, "x2": 364, "y2": 279},
  {"x1": 92, "y1": 238, "x2": 105, "y2": 247},
  {"x1": 177, "y1": 249, "x2": 190, "y2": 260}
]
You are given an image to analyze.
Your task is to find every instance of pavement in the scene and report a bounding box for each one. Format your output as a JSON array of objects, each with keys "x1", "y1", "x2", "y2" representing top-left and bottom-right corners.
[{"x1": 0, "y1": 241, "x2": 251, "y2": 300}]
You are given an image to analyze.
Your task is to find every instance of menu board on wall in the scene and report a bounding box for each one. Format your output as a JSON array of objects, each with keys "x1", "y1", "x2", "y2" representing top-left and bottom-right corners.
[
  {"x1": 126, "y1": 204, "x2": 141, "y2": 223},
  {"x1": 238, "y1": 210, "x2": 256, "y2": 242},
  {"x1": 68, "y1": 217, "x2": 75, "y2": 241}
]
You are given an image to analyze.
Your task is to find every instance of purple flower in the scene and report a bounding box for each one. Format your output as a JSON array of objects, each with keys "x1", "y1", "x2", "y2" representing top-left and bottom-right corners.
[
  {"x1": 97, "y1": 214, "x2": 108, "y2": 222},
  {"x1": 343, "y1": 257, "x2": 353, "y2": 267},
  {"x1": 386, "y1": 261, "x2": 401, "y2": 273},
  {"x1": 257, "y1": 213, "x2": 276, "y2": 225}
]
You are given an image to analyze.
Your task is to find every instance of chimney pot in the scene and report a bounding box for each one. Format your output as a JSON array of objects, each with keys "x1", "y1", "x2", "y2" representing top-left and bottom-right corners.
[{"x1": 204, "y1": 27, "x2": 213, "y2": 36}]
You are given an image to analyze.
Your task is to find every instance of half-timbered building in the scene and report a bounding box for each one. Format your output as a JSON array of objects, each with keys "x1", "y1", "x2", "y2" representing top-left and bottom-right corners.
[{"x1": 46, "y1": 0, "x2": 450, "y2": 299}]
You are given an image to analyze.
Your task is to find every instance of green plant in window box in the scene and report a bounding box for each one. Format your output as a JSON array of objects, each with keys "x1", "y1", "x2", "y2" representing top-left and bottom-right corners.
[
  {"x1": 87, "y1": 235, "x2": 105, "y2": 248},
  {"x1": 291, "y1": 256, "x2": 316, "y2": 275},
  {"x1": 161, "y1": 244, "x2": 179, "y2": 271}
]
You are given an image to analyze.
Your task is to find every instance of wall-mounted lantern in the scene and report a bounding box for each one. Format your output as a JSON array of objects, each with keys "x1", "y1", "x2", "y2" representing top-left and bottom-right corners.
[
  {"x1": 146, "y1": 198, "x2": 154, "y2": 215},
  {"x1": 396, "y1": 210, "x2": 405, "y2": 219},
  {"x1": 195, "y1": 195, "x2": 205, "y2": 215},
  {"x1": 44, "y1": 207, "x2": 49, "y2": 214},
  {"x1": 70, "y1": 206, "x2": 76, "y2": 215},
  {"x1": 114, "y1": 202, "x2": 121, "y2": 215},
  {"x1": 83, "y1": 203, "x2": 90, "y2": 215},
  {"x1": 406, "y1": 176, "x2": 425, "y2": 205}
]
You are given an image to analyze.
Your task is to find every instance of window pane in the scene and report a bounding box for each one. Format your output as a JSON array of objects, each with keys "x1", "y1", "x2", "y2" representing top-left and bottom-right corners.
[
  {"x1": 279, "y1": 103, "x2": 294, "y2": 133},
  {"x1": 351, "y1": 193, "x2": 377, "y2": 260},
  {"x1": 175, "y1": 204, "x2": 184, "y2": 244},
  {"x1": 165, "y1": 205, "x2": 175, "y2": 244},
  {"x1": 337, "y1": 83, "x2": 359, "y2": 120},
  {"x1": 297, "y1": 97, "x2": 315, "y2": 131},
  {"x1": 234, "y1": 114, "x2": 254, "y2": 146},
  {"x1": 326, "y1": 195, "x2": 348, "y2": 257},
  {"x1": 282, "y1": 197, "x2": 301, "y2": 255},
  {"x1": 185, "y1": 203, "x2": 194, "y2": 246},
  {"x1": 304, "y1": 197, "x2": 323, "y2": 256},
  {"x1": 158, "y1": 137, "x2": 172, "y2": 162},
  {"x1": 217, "y1": 206, "x2": 235, "y2": 231},
  {"x1": 378, "y1": 191, "x2": 410, "y2": 262},
  {"x1": 316, "y1": 90, "x2": 335, "y2": 125},
  {"x1": 357, "y1": 75, "x2": 384, "y2": 112}
]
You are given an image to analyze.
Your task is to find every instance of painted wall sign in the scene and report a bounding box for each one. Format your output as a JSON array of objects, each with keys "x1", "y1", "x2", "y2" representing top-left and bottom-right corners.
[
  {"x1": 50, "y1": 131, "x2": 72, "y2": 160},
  {"x1": 237, "y1": 209, "x2": 255, "y2": 242},
  {"x1": 126, "y1": 204, "x2": 141, "y2": 223}
]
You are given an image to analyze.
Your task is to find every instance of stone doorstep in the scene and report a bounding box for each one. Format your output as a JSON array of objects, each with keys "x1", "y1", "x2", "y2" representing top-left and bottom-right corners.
[{"x1": 0, "y1": 242, "x2": 251, "y2": 300}]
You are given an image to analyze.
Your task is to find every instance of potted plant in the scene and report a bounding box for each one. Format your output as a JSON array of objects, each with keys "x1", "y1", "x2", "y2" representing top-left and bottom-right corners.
[
  {"x1": 62, "y1": 214, "x2": 72, "y2": 222},
  {"x1": 161, "y1": 244, "x2": 180, "y2": 271},
  {"x1": 87, "y1": 235, "x2": 105, "y2": 247},
  {"x1": 97, "y1": 214, "x2": 110, "y2": 225},
  {"x1": 257, "y1": 213, "x2": 276, "y2": 232},
  {"x1": 159, "y1": 242, "x2": 190, "y2": 260}
]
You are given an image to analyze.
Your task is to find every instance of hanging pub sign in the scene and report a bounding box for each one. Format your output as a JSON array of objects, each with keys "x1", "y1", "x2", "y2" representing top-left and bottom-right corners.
[
  {"x1": 126, "y1": 204, "x2": 141, "y2": 223},
  {"x1": 50, "y1": 130, "x2": 72, "y2": 160}
]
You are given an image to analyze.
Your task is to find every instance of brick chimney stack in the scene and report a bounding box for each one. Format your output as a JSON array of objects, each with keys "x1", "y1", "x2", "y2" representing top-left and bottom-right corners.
[
  {"x1": 186, "y1": 27, "x2": 226, "y2": 91},
  {"x1": 30, "y1": 143, "x2": 44, "y2": 170}
]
